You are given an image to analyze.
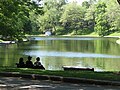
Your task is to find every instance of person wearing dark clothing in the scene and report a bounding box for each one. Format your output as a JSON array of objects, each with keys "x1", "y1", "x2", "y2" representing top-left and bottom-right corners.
[
  {"x1": 34, "y1": 57, "x2": 42, "y2": 66},
  {"x1": 34, "y1": 57, "x2": 45, "y2": 69},
  {"x1": 26, "y1": 56, "x2": 34, "y2": 68},
  {"x1": 16, "y1": 57, "x2": 25, "y2": 68}
]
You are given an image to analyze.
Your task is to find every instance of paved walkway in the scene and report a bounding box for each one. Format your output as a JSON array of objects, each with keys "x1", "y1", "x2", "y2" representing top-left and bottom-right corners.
[{"x1": 0, "y1": 77, "x2": 120, "y2": 90}]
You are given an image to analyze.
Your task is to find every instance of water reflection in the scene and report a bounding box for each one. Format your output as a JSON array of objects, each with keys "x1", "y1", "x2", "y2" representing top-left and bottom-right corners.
[
  {"x1": 24, "y1": 51, "x2": 120, "y2": 58},
  {"x1": 34, "y1": 36, "x2": 100, "y2": 41},
  {"x1": 0, "y1": 36, "x2": 120, "y2": 71}
]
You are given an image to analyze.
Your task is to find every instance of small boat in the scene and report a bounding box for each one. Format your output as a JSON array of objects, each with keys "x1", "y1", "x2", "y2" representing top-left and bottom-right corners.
[{"x1": 62, "y1": 66, "x2": 94, "y2": 71}]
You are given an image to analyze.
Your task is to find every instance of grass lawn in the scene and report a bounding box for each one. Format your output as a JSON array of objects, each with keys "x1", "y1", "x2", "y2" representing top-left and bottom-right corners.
[{"x1": 0, "y1": 67, "x2": 120, "y2": 81}]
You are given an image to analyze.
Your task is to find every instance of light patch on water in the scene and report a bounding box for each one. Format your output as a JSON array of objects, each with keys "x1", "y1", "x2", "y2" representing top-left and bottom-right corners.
[
  {"x1": 24, "y1": 51, "x2": 120, "y2": 59},
  {"x1": 34, "y1": 37, "x2": 100, "y2": 41}
]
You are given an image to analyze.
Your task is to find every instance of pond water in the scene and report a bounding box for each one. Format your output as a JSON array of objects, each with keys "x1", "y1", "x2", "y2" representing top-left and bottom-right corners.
[{"x1": 0, "y1": 36, "x2": 120, "y2": 71}]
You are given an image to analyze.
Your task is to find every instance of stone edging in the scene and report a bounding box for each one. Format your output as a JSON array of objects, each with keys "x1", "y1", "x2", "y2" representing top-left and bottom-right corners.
[{"x1": 0, "y1": 72, "x2": 120, "y2": 86}]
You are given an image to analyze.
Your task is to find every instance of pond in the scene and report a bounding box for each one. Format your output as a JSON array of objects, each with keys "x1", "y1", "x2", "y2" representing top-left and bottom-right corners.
[{"x1": 0, "y1": 36, "x2": 120, "y2": 71}]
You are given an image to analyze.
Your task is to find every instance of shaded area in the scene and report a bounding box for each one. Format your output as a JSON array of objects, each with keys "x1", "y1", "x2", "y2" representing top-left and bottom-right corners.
[{"x1": 0, "y1": 77, "x2": 120, "y2": 90}]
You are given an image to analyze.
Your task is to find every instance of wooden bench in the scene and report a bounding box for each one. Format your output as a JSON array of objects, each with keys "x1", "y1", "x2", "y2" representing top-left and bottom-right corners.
[{"x1": 62, "y1": 66, "x2": 94, "y2": 71}]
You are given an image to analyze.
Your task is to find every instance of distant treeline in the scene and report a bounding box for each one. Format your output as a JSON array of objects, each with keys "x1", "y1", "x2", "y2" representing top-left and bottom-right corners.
[{"x1": 0, "y1": 0, "x2": 120, "y2": 40}]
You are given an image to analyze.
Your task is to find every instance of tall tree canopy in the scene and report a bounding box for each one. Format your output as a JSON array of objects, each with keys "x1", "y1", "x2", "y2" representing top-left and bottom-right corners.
[
  {"x1": 0, "y1": 0, "x2": 120, "y2": 38},
  {"x1": 38, "y1": 0, "x2": 66, "y2": 34},
  {"x1": 0, "y1": 0, "x2": 42, "y2": 40},
  {"x1": 60, "y1": 2, "x2": 86, "y2": 35}
]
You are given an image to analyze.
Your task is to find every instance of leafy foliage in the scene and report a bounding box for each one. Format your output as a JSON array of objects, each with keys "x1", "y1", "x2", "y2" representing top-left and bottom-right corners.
[
  {"x1": 60, "y1": 2, "x2": 86, "y2": 35},
  {"x1": 0, "y1": 0, "x2": 120, "y2": 38},
  {"x1": 0, "y1": 0, "x2": 43, "y2": 40},
  {"x1": 94, "y1": 2, "x2": 110, "y2": 36}
]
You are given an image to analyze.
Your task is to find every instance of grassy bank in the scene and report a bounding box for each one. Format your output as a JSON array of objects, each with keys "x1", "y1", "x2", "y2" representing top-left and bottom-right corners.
[
  {"x1": 72, "y1": 32, "x2": 120, "y2": 37},
  {"x1": 0, "y1": 67, "x2": 120, "y2": 81}
]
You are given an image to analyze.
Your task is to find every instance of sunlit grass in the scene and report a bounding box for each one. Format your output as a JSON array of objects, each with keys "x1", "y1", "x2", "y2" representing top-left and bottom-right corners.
[
  {"x1": 0, "y1": 40, "x2": 3, "y2": 42},
  {"x1": 109, "y1": 32, "x2": 120, "y2": 36}
]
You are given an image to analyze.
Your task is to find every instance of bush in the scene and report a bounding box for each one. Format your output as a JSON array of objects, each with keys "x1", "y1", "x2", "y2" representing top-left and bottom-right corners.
[{"x1": 55, "y1": 26, "x2": 66, "y2": 35}]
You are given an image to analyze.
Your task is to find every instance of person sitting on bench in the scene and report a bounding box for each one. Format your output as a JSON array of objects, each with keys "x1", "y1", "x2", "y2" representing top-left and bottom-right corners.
[
  {"x1": 34, "y1": 57, "x2": 45, "y2": 69},
  {"x1": 25, "y1": 56, "x2": 34, "y2": 68},
  {"x1": 16, "y1": 57, "x2": 25, "y2": 68}
]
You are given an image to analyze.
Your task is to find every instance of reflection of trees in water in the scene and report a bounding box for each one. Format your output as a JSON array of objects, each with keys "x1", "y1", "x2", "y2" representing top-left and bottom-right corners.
[
  {"x1": 36, "y1": 37, "x2": 120, "y2": 71},
  {"x1": 0, "y1": 44, "x2": 20, "y2": 67},
  {"x1": 83, "y1": 58, "x2": 120, "y2": 71},
  {"x1": 43, "y1": 57, "x2": 83, "y2": 70},
  {"x1": 93, "y1": 38, "x2": 120, "y2": 55},
  {"x1": 43, "y1": 56, "x2": 120, "y2": 71}
]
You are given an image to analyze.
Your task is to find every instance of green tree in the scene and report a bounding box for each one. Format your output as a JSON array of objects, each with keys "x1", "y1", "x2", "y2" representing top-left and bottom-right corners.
[
  {"x1": 60, "y1": 2, "x2": 85, "y2": 35},
  {"x1": 83, "y1": 1, "x2": 96, "y2": 34},
  {"x1": 82, "y1": 1, "x2": 90, "y2": 9},
  {"x1": 38, "y1": 0, "x2": 66, "y2": 35},
  {"x1": 0, "y1": 0, "x2": 42, "y2": 40},
  {"x1": 94, "y1": 2, "x2": 110, "y2": 36},
  {"x1": 105, "y1": 0, "x2": 120, "y2": 33}
]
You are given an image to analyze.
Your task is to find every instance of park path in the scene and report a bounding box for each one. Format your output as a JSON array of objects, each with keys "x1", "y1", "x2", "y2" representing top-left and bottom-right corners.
[{"x1": 0, "y1": 76, "x2": 120, "y2": 90}]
